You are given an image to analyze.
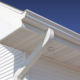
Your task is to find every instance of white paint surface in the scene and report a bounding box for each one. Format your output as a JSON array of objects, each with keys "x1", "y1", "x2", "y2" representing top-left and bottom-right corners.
[
  {"x1": 29, "y1": 57, "x2": 80, "y2": 80},
  {"x1": 0, "y1": 2, "x2": 80, "y2": 80},
  {"x1": 0, "y1": 4, "x2": 24, "y2": 40},
  {"x1": 0, "y1": 44, "x2": 27, "y2": 80}
]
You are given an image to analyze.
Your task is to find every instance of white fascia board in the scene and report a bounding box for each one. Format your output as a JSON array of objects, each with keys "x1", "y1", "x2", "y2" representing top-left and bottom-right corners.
[
  {"x1": 0, "y1": 2, "x2": 25, "y2": 40},
  {"x1": 0, "y1": 2, "x2": 23, "y2": 14},
  {"x1": 22, "y1": 10, "x2": 80, "y2": 50}
]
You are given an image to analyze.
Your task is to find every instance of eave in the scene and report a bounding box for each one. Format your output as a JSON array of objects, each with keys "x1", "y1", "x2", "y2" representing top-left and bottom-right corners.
[
  {"x1": 0, "y1": 2, "x2": 80, "y2": 74},
  {"x1": 23, "y1": 9, "x2": 80, "y2": 50}
]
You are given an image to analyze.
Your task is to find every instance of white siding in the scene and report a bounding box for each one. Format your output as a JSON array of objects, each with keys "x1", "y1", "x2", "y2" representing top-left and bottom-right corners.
[
  {"x1": 0, "y1": 44, "x2": 26, "y2": 80},
  {"x1": 0, "y1": 43, "x2": 80, "y2": 80},
  {"x1": 29, "y1": 57, "x2": 80, "y2": 80}
]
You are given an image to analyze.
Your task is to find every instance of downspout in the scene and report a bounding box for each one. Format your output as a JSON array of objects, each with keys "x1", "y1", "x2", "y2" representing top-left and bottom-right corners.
[{"x1": 14, "y1": 28, "x2": 54, "y2": 80}]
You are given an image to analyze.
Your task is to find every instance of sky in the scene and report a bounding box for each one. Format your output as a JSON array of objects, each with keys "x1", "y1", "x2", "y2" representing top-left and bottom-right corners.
[{"x1": 1, "y1": 0, "x2": 80, "y2": 33}]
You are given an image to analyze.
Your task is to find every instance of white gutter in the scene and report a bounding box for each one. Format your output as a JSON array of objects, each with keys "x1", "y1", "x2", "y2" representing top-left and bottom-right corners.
[
  {"x1": 22, "y1": 10, "x2": 80, "y2": 51},
  {"x1": 14, "y1": 28, "x2": 54, "y2": 80}
]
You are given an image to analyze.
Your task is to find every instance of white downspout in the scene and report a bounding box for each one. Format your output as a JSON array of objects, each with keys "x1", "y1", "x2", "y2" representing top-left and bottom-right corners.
[{"x1": 14, "y1": 28, "x2": 54, "y2": 80}]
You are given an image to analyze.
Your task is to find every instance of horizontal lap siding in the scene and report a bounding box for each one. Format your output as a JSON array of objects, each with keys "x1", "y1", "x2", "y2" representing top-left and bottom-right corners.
[
  {"x1": 0, "y1": 43, "x2": 80, "y2": 80},
  {"x1": 0, "y1": 44, "x2": 25, "y2": 80}
]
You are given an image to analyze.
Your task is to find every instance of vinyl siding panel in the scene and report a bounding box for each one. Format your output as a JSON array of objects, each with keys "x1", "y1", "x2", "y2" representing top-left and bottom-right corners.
[
  {"x1": 0, "y1": 43, "x2": 80, "y2": 80},
  {"x1": 0, "y1": 44, "x2": 25, "y2": 80}
]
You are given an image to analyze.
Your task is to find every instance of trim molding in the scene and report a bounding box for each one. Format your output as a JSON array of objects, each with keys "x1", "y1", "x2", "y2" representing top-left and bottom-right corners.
[{"x1": 22, "y1": 10, "x2": 80, "y2": 50}]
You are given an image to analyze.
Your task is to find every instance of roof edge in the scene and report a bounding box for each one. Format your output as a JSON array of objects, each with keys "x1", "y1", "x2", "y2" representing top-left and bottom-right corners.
[
  {"x1": 0, "y1": 2, "x2": 80, "y2": 50},
  {"x1": 26, "y1": 9, "x2": 80, "y2": 37},
  {"x1": 0, "y1": 2, "x2": 23, "y2": 14},
  {"x1": 22, "y1": 9, "x2": 80, "y2": 46}
]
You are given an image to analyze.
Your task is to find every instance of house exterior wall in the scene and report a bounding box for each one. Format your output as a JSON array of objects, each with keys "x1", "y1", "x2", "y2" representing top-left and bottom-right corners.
[
  {"x1": 0, "y1": 2, "x2": 80, "y2": 80},
  {"x1": 0, "y1": 44, "x2": 26, "y2": 80},
  {"x1": 0, "y1": 44, "x2": 80, "y2": 80}
]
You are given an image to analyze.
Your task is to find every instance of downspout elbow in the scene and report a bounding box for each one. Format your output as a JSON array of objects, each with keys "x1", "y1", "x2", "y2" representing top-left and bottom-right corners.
[{"x1": 14, "y1": 28, "x2": 54, "y2": 80}]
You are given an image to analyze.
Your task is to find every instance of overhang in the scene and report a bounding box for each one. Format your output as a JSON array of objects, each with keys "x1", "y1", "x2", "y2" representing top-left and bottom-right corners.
[{"x1": 0, "y1": 2, "x2": 80, "y2": 72}]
